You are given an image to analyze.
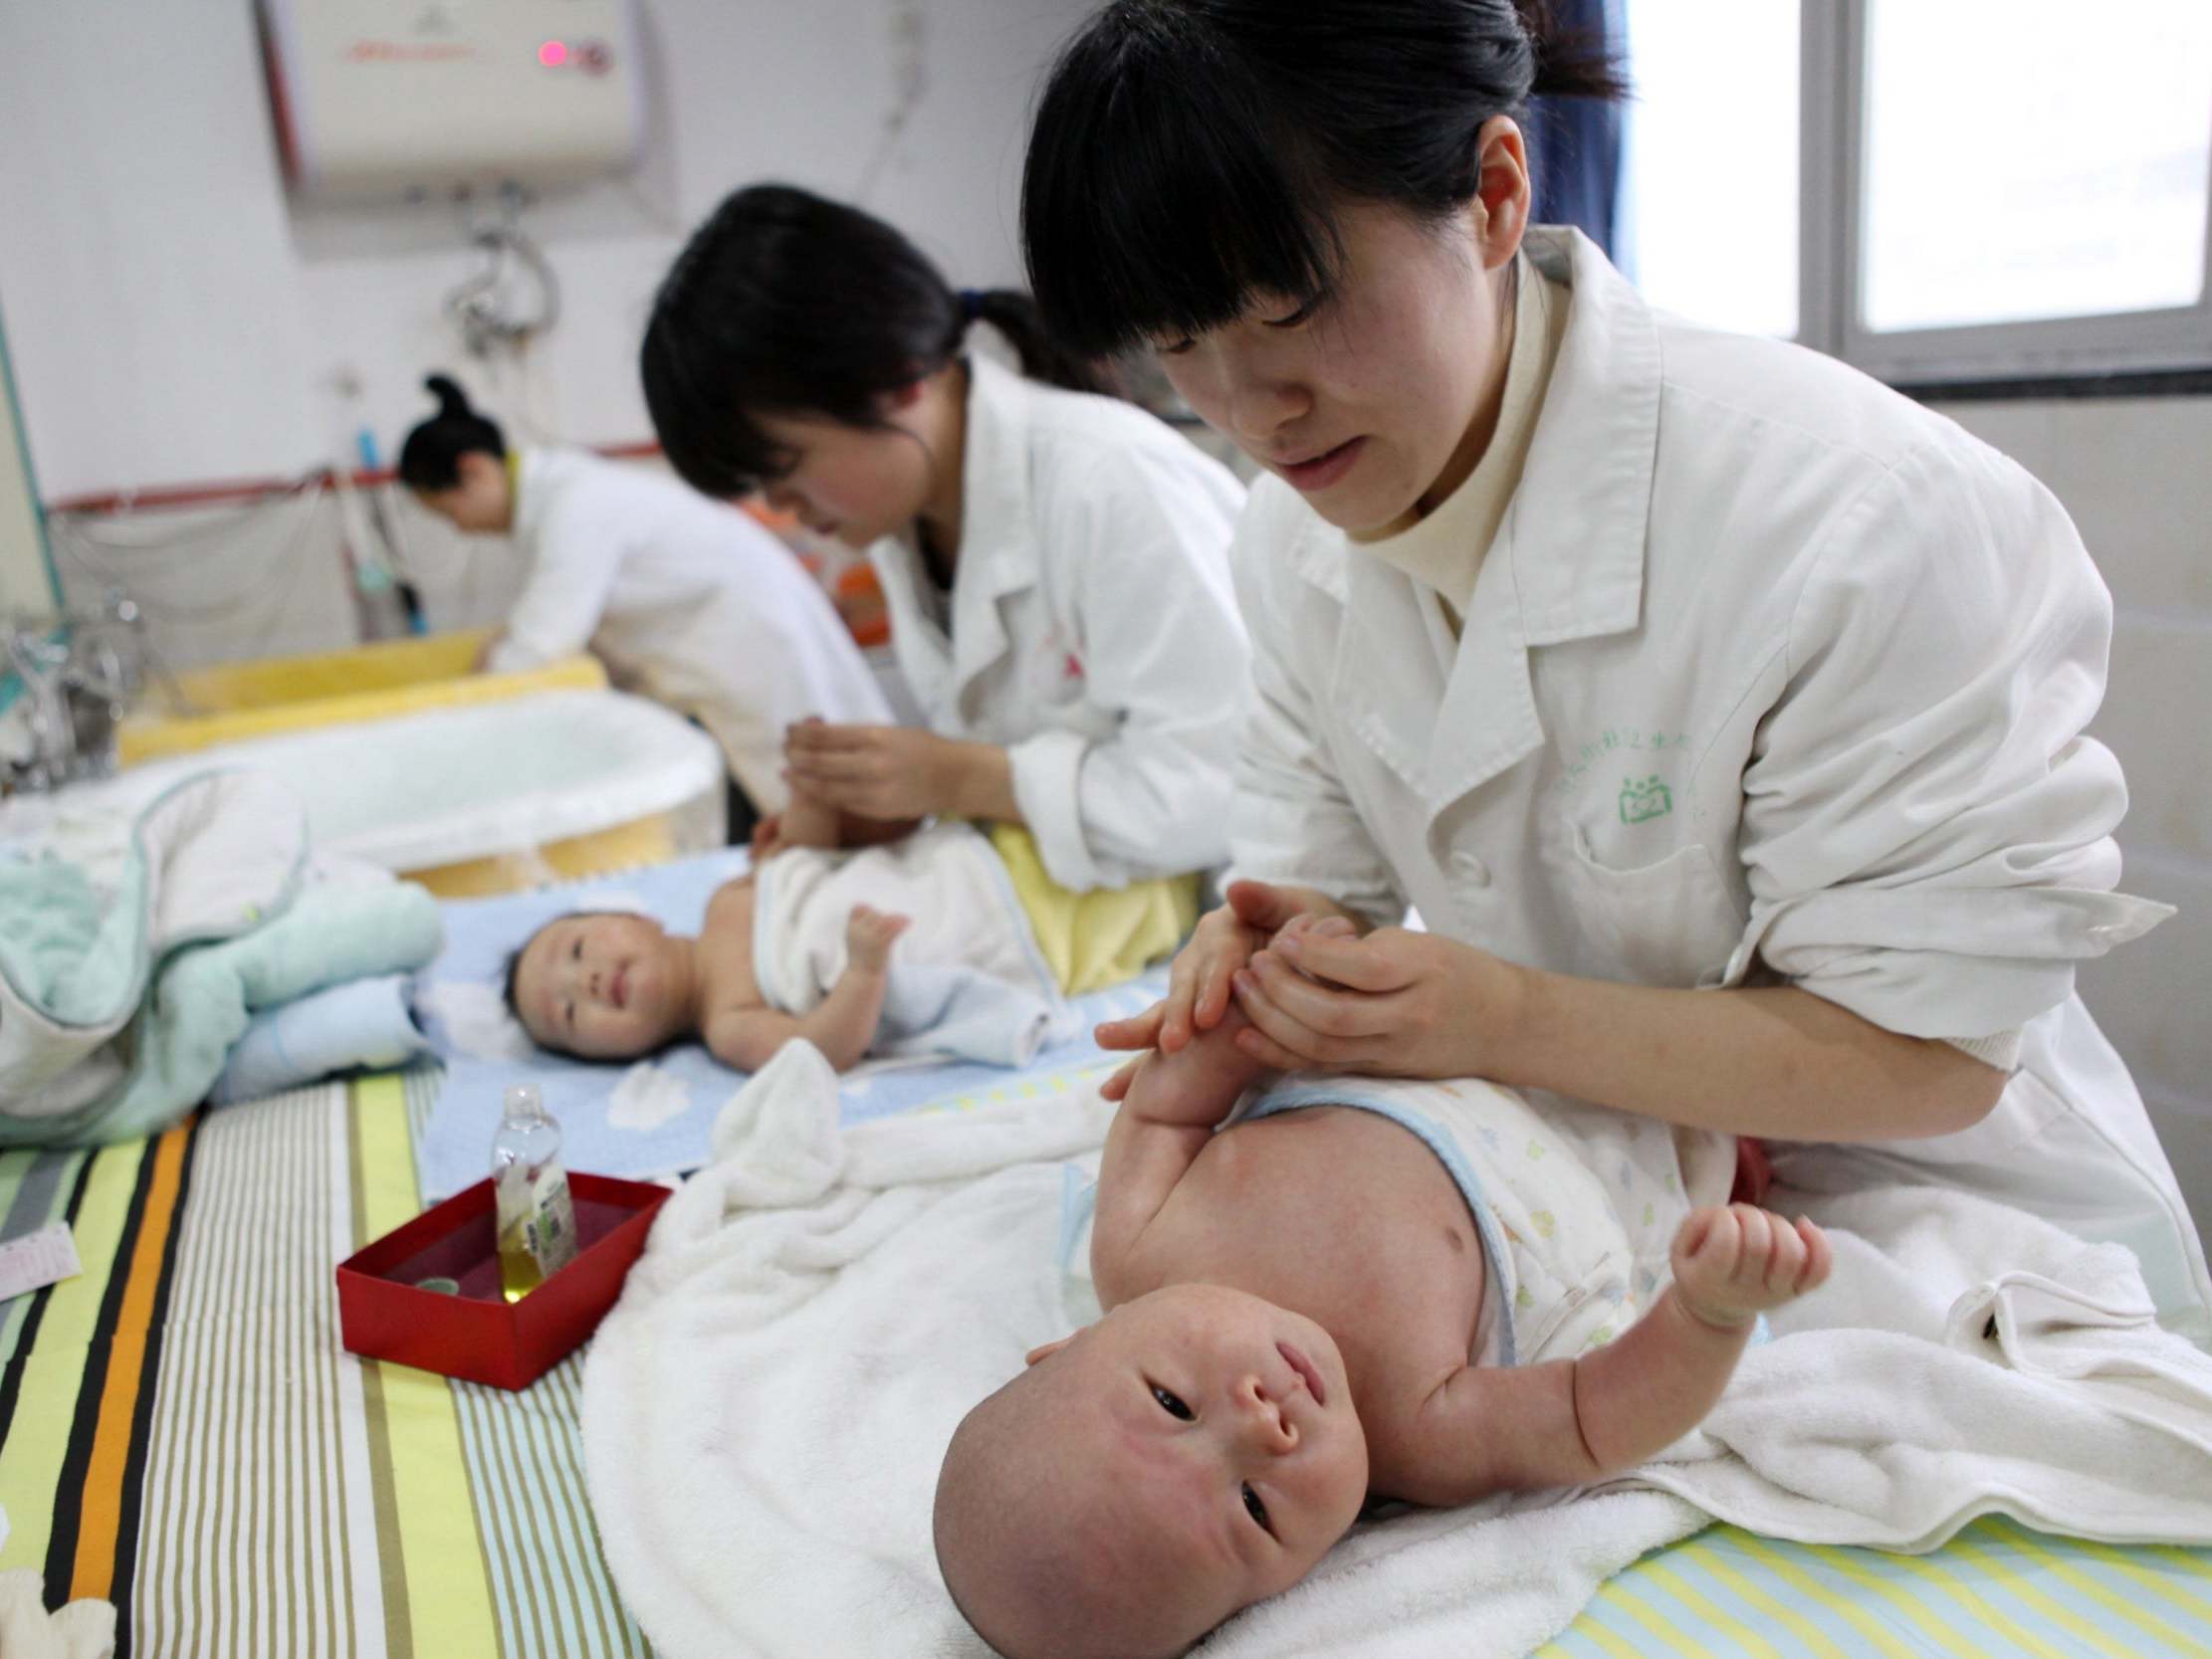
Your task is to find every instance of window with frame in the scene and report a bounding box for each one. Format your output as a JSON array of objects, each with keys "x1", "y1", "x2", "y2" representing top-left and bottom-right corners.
[{"x1": 1622, "y1": 0, "x2": 2212, "y2": 385}]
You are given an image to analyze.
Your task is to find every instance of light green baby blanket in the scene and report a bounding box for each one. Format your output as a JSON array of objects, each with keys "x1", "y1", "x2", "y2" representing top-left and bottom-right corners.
[{"x1": 0, "y1": 771, "x2": 442, "y2": 1144}]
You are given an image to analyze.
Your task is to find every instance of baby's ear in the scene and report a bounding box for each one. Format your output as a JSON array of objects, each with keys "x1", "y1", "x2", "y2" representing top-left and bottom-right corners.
[{"x1": 1023, "y1": 1334, "x2": 1078, "y2": 1367}]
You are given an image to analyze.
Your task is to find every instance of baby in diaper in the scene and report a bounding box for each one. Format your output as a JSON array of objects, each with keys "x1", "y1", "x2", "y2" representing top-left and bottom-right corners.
[
  {"x1": 508, "y1": 782, "x2": 1067, "y2": 1072},
  {"x1": 933, "y1": 917, "x2": 1833, "y2": 1659}
]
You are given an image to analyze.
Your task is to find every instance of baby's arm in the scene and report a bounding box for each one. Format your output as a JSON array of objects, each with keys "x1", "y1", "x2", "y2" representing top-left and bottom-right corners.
[
  {"x1": 1399, "y1": 1205, "x2": 1832, "y2": 1504},
  {"x1": 1091, "y1": 1003, "x2": 1275, "y2": 1302},
  {"x1": 705, "y1": 905, "x2": 909, "y2": 1072},
  {"x1": 1093, "y1": 913, "x2": 1353, "y2": 1299}
]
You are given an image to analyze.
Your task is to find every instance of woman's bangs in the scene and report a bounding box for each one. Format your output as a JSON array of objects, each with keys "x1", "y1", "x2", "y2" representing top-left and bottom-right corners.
[
  {"x1": 641, "y1": 312, "x2": 792, "y2": 501},
  {"x1": 1023, "y1": 33, "x2": 1343, "y2": 359}
]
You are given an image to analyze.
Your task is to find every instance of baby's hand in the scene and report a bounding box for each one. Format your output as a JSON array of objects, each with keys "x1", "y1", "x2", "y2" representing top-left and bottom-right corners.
[
  {"x1": 1669, "y1": 1204, "x2": 1833, "y2": 1330},
  {"x1": 844, "y1": 904, "x2": 910, "y2": 970}
]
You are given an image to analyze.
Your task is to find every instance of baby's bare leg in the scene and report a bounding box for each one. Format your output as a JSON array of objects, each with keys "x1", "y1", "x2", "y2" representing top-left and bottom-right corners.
[{"x1": 776, "y1": 775, "x2": 843, "y2": 851}]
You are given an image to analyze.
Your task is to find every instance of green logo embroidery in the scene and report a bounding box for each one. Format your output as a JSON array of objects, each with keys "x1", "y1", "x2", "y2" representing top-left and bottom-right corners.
[{"x1": 1619, "y1": 775, "x2": 1672, "y2": 825}]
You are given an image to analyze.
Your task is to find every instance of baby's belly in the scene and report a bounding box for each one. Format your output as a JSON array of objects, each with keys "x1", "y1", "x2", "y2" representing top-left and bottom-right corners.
[{"x1": 1164, "y1": 1108, "x2": 1488, "y2": 1383}]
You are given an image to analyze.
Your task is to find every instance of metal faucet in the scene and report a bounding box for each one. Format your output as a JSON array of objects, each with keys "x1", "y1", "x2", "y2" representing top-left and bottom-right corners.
[{"x1": 2, "y1": 594, "x2": 144, "y2": 794}]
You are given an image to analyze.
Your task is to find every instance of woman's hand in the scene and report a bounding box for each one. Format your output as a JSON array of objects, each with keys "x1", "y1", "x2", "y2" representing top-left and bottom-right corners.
[
  {"x1": 782, "y1": 721, "x2": 983, "y2": 821},
  {"x1": 1094, "y1": 884, "x2": 1357, "y2": 1101},
  {"x1": 1226, "y1": 924, "x2": 1525, "y2": 1080}
]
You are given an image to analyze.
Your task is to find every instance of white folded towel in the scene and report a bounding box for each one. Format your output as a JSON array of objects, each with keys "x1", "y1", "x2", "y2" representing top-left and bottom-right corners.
[{"x1": 582, "y1": 1052, "x2": 2212, "y2": 1659}]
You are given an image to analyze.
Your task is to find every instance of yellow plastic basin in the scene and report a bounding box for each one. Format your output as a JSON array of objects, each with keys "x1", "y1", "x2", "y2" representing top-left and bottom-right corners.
[{"x1": 118, "y1": 630, "x2": 605, "y2": 766}]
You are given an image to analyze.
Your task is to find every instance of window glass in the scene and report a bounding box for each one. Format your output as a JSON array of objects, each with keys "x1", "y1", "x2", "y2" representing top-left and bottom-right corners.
[
  {"x1": 1862, "y1": 0, "x2": 2212, "y2": 332},
  {"x1": 1622, "y1": 0, "x2": 1800, "y2": 338}
]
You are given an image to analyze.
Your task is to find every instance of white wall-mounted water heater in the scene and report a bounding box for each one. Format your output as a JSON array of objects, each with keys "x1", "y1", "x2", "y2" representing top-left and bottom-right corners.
[{"x1": 260, "y1": 0, "x2": 646, "y2": 199}]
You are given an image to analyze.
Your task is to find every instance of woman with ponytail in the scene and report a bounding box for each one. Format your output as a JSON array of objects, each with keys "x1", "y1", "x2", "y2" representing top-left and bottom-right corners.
[
  {"x1": 1015, "y1": 2, "x2": 2203, "y2": 1334},
  {"x1": 641, "y1": 184, "x2": 1249, "y2": 933},
  {"x1": 397, "y1": 373, "x2": 890, "y2": 831}
]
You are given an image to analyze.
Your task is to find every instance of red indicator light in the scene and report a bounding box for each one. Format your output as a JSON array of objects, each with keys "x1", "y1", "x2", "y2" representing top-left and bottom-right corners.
[{"x1": 539, "y1": 40, "x2": 567, "y2": 67}]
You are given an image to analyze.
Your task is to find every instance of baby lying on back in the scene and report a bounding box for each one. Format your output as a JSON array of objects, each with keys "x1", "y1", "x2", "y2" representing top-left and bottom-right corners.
[
  {"x1": 507, "y1": 867, "x2": 905, "y2": 1073},
  {"x1": 507, "y1": 782, "x2": 1061, "y2": 1073},
  {"x1": 933, "y1": 915, "x2": 1832, "y2": 1659}
]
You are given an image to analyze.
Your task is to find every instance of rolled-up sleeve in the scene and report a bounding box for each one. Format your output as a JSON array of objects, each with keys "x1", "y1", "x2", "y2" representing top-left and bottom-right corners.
[
  {"x1": 1223, "y1": 502, "x2": 1408, "y2": 930},
  {"x1": 1724, "y1": 441, "x2": 2171, "y2": 1040},
  {"x1": 1006, "y1": 451, "x2": 1249, "y2": 891}
]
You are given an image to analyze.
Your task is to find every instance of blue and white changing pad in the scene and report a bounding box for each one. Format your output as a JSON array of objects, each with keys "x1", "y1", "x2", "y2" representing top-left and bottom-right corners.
[{"x1": 412, "y1": 850, "x2": 1165, "y2": 1200}]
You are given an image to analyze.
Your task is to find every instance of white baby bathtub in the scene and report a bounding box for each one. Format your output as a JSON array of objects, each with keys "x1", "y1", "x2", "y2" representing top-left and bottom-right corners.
[{"x1": 121, "y1": 688, "x2": 726, "y2": 896}]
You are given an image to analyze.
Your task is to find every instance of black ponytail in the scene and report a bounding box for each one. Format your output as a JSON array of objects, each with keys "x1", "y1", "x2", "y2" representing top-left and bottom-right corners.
[
  {"x1": 1022, "y1": 0, "x2": 1627, "y2": 359},
  {"x1": 968, "y1": 289, "x2": 1112, "y2": 404},
  {"x1": 642, "y1": 184, "x2": 1107, "y2": 502},
  {"x1": 1511, "y1": 0, "x2": 1631, "y2": 102},
  {"x1": 397, "y1": 374, "x2": 506, "y2": 492}
]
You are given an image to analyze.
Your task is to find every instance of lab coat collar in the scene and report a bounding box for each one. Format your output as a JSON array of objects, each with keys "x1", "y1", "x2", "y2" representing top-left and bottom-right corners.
[
  {"x1": 946, "y1": 356, "x2": 1037, "y2": 718},
  {"x1": 1326, "y1": 228, "x2": 1659, "y2": 825},
  {"x1": 1505, "y1": 226, "x2": 1659, "y2": 647}
]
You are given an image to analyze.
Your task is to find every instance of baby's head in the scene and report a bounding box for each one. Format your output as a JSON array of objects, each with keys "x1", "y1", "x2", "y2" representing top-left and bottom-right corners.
[
  {"x1": 934, "y1": 1283, "x2": 1369, "y2": 1658},
  {"x1": 507, "y1": 910, "x2": 698, "y2": 1060}
]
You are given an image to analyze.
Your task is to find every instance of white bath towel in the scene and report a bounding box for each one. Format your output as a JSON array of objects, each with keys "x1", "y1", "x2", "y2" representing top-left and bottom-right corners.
[
  {"x1": 581, "y1": 1055, "x2": 2212, "y2": 1659},
  {"x1": 752, "y1": 822, "x2": 1073, "y2": 1066}
]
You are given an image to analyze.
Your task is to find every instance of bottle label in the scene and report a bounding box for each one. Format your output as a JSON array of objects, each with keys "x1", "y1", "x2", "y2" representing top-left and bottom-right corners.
[{"x1": 522, "y1": 1165, "x2": 578, "y2": 1278}]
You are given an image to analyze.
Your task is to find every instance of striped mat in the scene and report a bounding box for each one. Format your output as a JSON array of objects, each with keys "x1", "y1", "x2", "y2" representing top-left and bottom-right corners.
[{"x1": 0, "y1": 1070, "x2": 2206, "y2": 1657}]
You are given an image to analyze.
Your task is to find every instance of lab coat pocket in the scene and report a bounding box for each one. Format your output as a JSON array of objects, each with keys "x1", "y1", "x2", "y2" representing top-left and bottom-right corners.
[{"x1": 1558, "y1": 823, "x2": 1744, "y2": 989}]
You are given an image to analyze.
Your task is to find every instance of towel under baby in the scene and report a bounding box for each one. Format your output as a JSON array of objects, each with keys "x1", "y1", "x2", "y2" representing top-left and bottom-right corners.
[{"x1": 583, "y1": 1046, "x2": 2212, "y2": 1659}]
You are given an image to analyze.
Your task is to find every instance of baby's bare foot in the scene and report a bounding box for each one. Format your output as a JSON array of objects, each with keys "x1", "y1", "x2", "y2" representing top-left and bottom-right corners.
[{"x1": 1670, "y1": 1204, "x2": 1833, "y2": 1330}]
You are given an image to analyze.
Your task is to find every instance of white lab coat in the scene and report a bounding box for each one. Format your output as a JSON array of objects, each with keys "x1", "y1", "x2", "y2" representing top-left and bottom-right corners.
[
  {"x1": 866, "y1": 354, "x2": 1249, "y2": 891},
  {"x1": 1227, "y1": 226, "x2": 2210, "y2": 1341},
  {"x1": 494, "y1": 446, "x2": 891, "y2": 814}
]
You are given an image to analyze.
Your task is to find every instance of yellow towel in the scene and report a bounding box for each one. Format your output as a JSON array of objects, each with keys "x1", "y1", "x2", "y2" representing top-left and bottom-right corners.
[{"x1": 983, "y1": 822, "x2": 1200, "y2": 997}]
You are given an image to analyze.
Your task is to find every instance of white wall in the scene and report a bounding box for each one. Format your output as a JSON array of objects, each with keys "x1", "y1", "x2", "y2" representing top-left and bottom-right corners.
[
  {"x1": 1937, "y1": 395, "x2": 2212, "y2": 1252},
  {"x1": 0, "y1": 319, "x2": 51, "y2": 612},
  {"x1": 0, "y1": 0, "x2": 1090, "y2": 503}
]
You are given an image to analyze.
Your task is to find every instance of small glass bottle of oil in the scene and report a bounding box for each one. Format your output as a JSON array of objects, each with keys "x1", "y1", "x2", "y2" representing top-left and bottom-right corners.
[{"x1": 491, "y1": 1084, "x2": 577, "y2": 1303}]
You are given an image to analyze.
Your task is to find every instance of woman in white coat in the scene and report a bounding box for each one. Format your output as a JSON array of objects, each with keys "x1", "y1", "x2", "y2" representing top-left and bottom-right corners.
[
  {"x1": 399, "y1": 376, "x2": 890, "y2": 823},
  {"x1": 639, "y1": 185, "x2": 1248, "y2": 902},
  {"x1": 1023, "y1": 0, "x2": 2210, "y2": 1340}
]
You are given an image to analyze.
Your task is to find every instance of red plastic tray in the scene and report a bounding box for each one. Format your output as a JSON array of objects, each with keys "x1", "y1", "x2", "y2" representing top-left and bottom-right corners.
[{"x1": 336, "y1": 1171, "x2": 670, "y2": 1391}]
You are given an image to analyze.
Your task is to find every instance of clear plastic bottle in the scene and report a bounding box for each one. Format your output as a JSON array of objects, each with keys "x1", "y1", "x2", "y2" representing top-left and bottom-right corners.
[{"x1": 491, "y1": 1084, "x2": 578, "y2": 1302}]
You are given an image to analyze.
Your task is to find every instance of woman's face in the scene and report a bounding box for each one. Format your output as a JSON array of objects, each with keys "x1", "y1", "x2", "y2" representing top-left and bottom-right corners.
[
  {"x1": 750, "y1": 388, "x2": 937, "y2": 550},
  {"x1": 1154, "y1": 124, "x2": 1529, "y2": 535},
  {"x1": 412, "y1": 450, "x2": 513, "y2": 535}
]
